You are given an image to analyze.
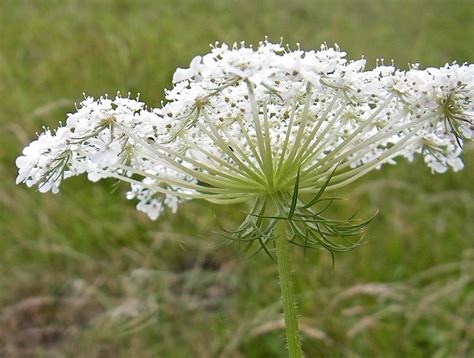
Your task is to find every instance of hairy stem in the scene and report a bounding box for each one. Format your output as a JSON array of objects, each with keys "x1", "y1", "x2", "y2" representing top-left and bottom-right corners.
[{"x1": 275, "y1": 220, "x2": 303, "y2": 358}]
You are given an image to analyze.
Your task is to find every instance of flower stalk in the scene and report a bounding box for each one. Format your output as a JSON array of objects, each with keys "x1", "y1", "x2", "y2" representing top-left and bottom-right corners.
[{"x1": 275, "y1": 220, "x2": 303, "y2": 358}]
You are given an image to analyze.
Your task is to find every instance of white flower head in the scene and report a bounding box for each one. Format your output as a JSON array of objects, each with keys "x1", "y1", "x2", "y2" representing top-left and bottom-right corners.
[{"x1": 17, "y1": 41, "x2": 473, "y2": 232}]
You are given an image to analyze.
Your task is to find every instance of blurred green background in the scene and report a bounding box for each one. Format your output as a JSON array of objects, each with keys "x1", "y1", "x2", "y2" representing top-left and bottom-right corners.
[{"x1": 1, "y1": 0, "x2": 473, "y2": 356}]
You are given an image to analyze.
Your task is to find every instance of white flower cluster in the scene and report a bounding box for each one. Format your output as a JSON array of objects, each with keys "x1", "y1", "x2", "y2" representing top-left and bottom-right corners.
[{"x1": 17, "y1": 40, "x2": 473, "y2": 219}]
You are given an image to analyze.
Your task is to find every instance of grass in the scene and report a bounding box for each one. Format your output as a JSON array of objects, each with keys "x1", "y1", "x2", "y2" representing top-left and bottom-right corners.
[{"x1": 0, "y1": 0, "x2": 473, "y2": 356}]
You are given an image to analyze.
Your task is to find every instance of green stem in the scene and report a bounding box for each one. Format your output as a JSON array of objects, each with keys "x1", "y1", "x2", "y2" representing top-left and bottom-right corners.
[{"x1": 275, "y1": 221, "x2": 303, "y2": 358}]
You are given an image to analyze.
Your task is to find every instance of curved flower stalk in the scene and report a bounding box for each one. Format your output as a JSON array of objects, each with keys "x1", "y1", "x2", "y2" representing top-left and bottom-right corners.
[{"x1": 16, "y1": 40, "x2": 473, "y2": 356}]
